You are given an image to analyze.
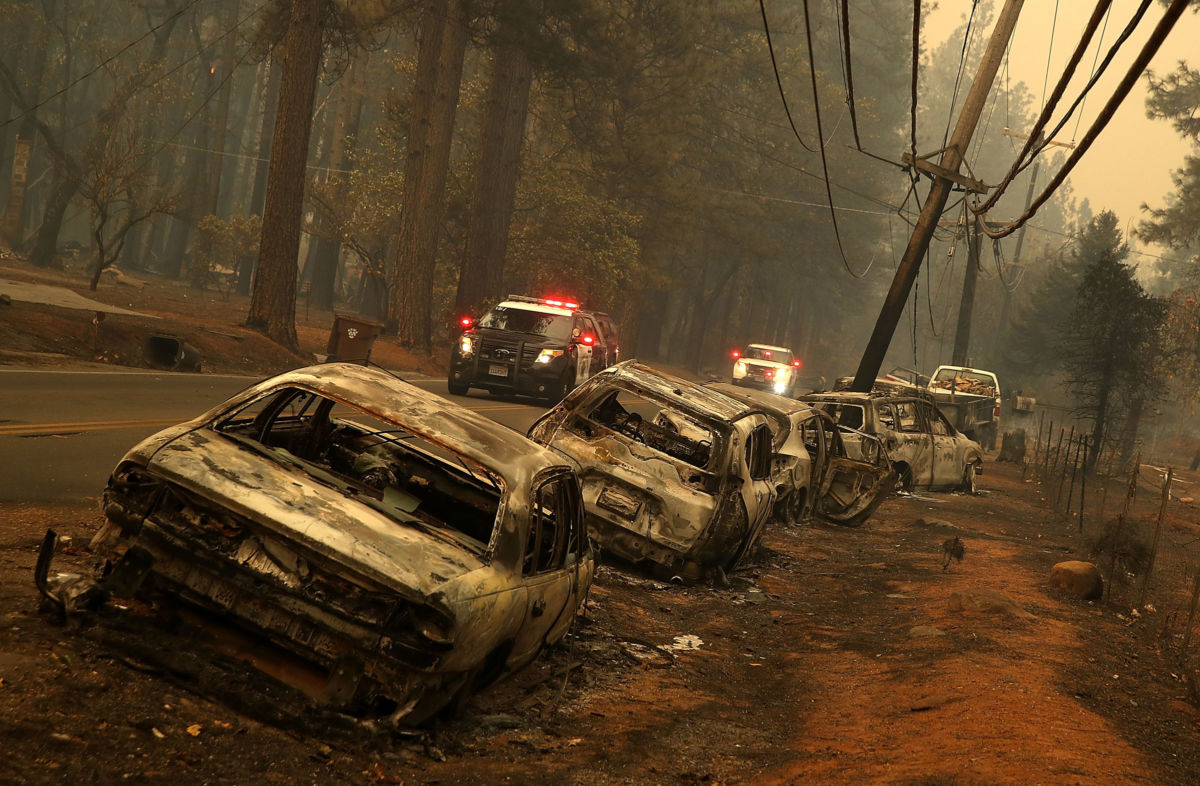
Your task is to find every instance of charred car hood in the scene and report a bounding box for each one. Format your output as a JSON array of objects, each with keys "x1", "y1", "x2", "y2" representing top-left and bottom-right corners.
[{"x1": 143, "y1": 429, "x2": 484, "y2": 600}]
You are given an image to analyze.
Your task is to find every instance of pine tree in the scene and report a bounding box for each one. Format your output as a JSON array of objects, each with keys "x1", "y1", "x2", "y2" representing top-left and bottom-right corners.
[{"x1": 1059, "y1": 212, "x2": 1164, "y2": 470}]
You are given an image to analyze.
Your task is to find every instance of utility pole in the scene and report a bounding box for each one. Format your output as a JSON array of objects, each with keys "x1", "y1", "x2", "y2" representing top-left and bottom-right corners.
[
  {"x1": 851, "y1": 0, "x2": 1025, "y2": 392},
  {"x1": 951, "y1": 214, "x2": 984, "y2": 366}
]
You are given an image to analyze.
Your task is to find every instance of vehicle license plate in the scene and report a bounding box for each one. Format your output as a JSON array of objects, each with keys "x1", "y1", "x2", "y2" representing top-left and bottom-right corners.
[{"x1": 488, "y1": 364, "x2": 509, "y2": 377}]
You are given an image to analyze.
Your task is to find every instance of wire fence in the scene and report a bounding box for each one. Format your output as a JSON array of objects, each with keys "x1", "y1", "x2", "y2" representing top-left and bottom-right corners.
[{"x1": 1015, "y1": 414, "x2": 1200, "y2": 672}]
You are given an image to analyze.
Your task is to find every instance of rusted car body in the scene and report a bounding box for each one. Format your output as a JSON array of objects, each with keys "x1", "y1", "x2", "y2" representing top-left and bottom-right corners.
[
  {"x1": 56, "y1": 364, "x2": 593, "y2": 726},
  {"x1": 527, "y1": 362, "x2": 780, "y2": 578},
  {"x1": 801, "y1": 391, "x2": 983, "y2": 493},
  {"x1": 705, "y1": 382, "x2": 894, "y2": 526}
]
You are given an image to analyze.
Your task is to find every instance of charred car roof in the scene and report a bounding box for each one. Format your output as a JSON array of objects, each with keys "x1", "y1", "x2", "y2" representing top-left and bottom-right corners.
[
  {"x1": 195, "y1": 363, "x2": 572, "y2": 488},
  {"x1": 705, "y1": 382, "x2": 816, "y2": 417},
  {"x1": 592, "y1": 361, "x2": 761, "y2": 424}
]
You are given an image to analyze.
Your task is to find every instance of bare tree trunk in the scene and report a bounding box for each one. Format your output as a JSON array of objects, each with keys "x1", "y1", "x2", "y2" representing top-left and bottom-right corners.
[
  {"x1": 309, "y1": 53, "x2": 365, "y2": 312},
  {"x1": 453, "y1": 36, "x2": 533, "y2": 320},
  {"x1": 247, "y1": 0, "x2": 326, "y2": 351},
  {"x1": 240, "y1": 56, "x2": 282, "y2": 295},
  {"x1": 388, "y1": 0, "x2": 468, "y2": 351},
  {"x1": 28, "y1": 173, "x2": 80, "y2": 267}
]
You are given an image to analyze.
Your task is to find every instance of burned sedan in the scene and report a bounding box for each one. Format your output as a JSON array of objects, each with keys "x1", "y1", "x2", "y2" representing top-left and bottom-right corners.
[
  {"x1": 801, "y1": 391, "x2": 983, "y2": 493},
  {"x1": 527, "y1": 361, "x2": 779, "y2": 580},
  {"x1": 705, "y1": 382, "x2": 894, "y2": 527},
  {"x1": 52, "y1": 363, "x2": 593, "y2": 726}
]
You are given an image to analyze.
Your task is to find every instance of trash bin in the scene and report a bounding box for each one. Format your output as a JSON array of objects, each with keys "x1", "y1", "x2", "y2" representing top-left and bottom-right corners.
[
  {"x1": 144, "y1": 335, "x2": 203, "y2": 372},
  {"x1": 326, "y1": 314, "x2": 384, "y2": 364}
]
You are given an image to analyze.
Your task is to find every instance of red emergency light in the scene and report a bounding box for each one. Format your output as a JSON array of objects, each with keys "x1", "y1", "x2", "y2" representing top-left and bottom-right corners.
[
  {"x1": 543, "y1": 298, "x2": 580, "y2": 309},
  {"x1": 764, "y1": 369, "x2": 773, "y2": 378},
  {"x1": 580, "y1": 333, "x2": 596, "y2": 346},
  {"x1": 763, "y1": 350, "x2": 772, "y2": 358},
  {"x1": 459, "y1": 316, "x2": 473, "y2": 328},
  {"x1": 793, "y1": 359, "x2": 802, "y2": 368},
  {"x1": 731, "y1": 350, "x2": 741, "y2": 359}
]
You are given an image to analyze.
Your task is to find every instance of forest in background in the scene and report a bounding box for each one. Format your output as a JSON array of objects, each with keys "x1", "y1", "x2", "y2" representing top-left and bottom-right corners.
[{"x1": 11, "y1": 0, "x2": 1200, "y2": 461}]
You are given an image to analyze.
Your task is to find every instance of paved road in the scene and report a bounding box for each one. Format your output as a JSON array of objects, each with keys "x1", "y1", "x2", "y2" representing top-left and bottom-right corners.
[{"x1": 0, "y1": 369, "x2": 549, "y2": 501}]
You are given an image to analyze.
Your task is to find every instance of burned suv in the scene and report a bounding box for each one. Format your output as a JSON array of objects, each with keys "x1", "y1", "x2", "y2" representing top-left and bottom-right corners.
[{"x1": 449, "y1": 295, "x2": 618, "y2": 402}]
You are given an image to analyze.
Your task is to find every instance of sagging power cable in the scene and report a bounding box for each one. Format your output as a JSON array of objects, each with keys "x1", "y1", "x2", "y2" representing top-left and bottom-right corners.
[
  {"x1": 1021, "y1": 0, "x2": 1152, "y2": 169},
  {"x1": 836, "y1": 0, "x2": 862, "y2": 151},
  {"x1": 802, "y1": 0, "x2": 871, "y2": 279},
  {"x1": 759, "y1": 0, "x2": 816, "y2": 153},
  {"x1": 973, "y1": 0, "x2": 1148, "y2": 216},
  {"x1": 975, "y1": 0, "x2": 1191, "y2": 240}
]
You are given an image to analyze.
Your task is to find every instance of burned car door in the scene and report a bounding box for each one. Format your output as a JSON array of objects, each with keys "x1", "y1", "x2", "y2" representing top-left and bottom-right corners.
[
  {"x1": 921, "y1": 401, "x2": 963, "y2": 488},
  {"x1": 876, "y1": 399, "x2": 934, "y2": 490},
  {"x1": 511, "y1": 471, "x2": 590, "y2": 664},
  {"x1": 813, "y1": 413, "x2": 894, "y2": 527},
  {"x1": 725, "y1": 420, "x2": 777, "y2": 565}
]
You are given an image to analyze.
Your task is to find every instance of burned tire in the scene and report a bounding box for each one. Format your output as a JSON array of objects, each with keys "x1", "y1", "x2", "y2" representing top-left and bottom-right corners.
[
  {"x1": 446, "y1": 378, "x2": 469, "y2": 397},
  {"x1": 961, "y1": 462, "x2": 979, "y2": 495},
  {"x1": 895, "y1": 463, "x2": 914, "y2": 492}
]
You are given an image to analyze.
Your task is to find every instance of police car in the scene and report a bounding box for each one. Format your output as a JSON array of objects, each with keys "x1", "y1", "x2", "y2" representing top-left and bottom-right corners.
[
  {"x1": 731, "y1": 343, "x2": 802, "y2": 397},
  {"x1": 448, "y1": 295, "x2": 619, "y2": 402}
]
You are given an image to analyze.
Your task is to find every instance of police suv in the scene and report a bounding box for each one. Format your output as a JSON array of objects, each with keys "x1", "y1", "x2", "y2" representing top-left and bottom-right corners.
[{"x1": 449, "y1": 295, "x2": 618, "y2": 402}]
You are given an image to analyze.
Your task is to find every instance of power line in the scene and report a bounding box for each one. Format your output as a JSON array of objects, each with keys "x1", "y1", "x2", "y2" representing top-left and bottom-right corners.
[
  {"x1": 835, "y1": 0, "x2": 862, "y2": 150},
  {"x1": 802, "y1": 0, "x2": 870, "y2": 279},
  {"x1": 940, "y1": 0, "x2": 980, "y2": 152},
  {"x1": 1073, "y1": 1, "x2": 1114, "y2": 143},
  {"x1": 976, "y1": 0, "x2": 1191, "y2": 241},
  {"x1": 972, "y1": 0, "x2": 1114, "y2": 215},
  {"x1": 909, "y1": 0, "x2": 920, "y2": 167},
  {"x1": 1040, "y1": 0, "x2": 1060, "y2": 112},
  {"x1": 758, "y1": 0, "x2": 816, "y2": 153},
  {"x1": 0, "y1": 0, "x2": 208, "y2": 131}
]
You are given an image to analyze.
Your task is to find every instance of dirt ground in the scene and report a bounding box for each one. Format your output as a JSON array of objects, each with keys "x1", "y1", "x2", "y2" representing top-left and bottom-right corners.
[
  {"x1": 0, "y1": 258, "x2": 443, "y2": 376},
  {"x1": 3, "y1": 256, "x2": 1200, "y2": 783},
  {"x1": 2, "y1": 461, "x2": 1199, "y2": 785}
]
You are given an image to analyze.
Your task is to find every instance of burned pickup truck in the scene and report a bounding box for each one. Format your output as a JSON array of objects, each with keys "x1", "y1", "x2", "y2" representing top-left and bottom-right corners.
[
  {"x1": 39, "y1": 363, "x2": 593, "y2": 726},
  {"x1": 527, "y1": 361, "x2": 780, "y2": 579}
]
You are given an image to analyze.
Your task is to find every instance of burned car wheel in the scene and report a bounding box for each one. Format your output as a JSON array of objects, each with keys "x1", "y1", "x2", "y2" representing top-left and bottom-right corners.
[{"x1": 961, "y1": 462, "x2": 979, "y2": 495}]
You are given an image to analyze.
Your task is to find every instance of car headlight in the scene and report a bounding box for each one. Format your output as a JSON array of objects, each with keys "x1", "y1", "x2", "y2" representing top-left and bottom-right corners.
[
  {"x1": 459, "y1": 335, "x2": 474, "y2": 355},
  {"x1": 536, "y1": 349, "x2": 564, "y2": 364},
  {"x1": 733, "y1": 361, "x2": 747, "y2": 377},
  {"x1": 776, "y1": 367, "x2": 792, "y2": 380}
]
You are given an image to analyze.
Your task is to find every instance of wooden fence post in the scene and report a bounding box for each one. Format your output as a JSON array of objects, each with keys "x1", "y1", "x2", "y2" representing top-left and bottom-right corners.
[
  {"x1": 1105, "y1": 451, "x2": 1141, "y2": 603},
  {"x1": 1024, "y1": 411, "x2": 1044, "y2": 482},
  {"x1": 1138, "y1": 467, "x2": 1173, "y2": 607}
]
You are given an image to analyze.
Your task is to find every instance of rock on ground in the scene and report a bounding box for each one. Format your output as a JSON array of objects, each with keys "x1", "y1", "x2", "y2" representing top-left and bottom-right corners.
[{"x1": 1050, "y1": 560, "x2": 1104, "y2": 601}]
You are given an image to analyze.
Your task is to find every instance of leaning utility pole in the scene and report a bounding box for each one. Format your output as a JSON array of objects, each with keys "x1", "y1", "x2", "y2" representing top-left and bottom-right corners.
[{"x1": 850, "y1": 0, "x2": 1024, "y2": 392}]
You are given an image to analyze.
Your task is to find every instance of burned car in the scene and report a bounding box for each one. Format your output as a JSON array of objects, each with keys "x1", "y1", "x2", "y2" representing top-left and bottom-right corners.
[
  {"x1": 44, "y1": 364, "x2": 593, "y2": 726},
  {"x1": 801, "y1": 391, "x2": 983, "y2": 493},
  {"x1": 528, "y1": 361, "x2": 782, "y2": 580},
  {"x1": 705, "y1": 382, "x2": 893, "y2": 527}
]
